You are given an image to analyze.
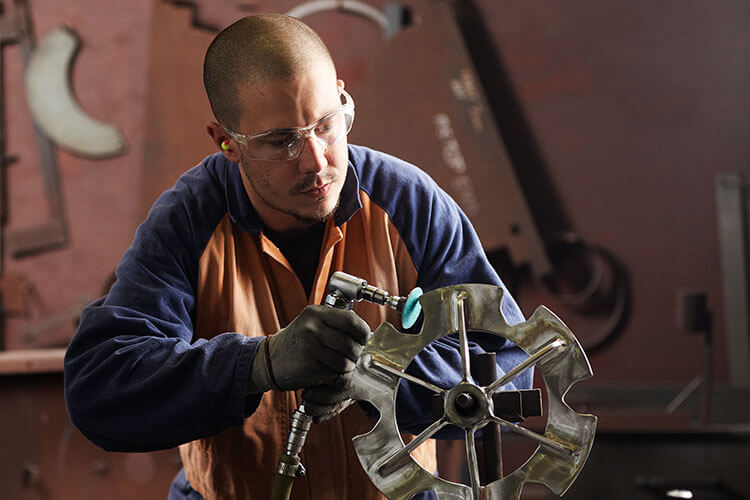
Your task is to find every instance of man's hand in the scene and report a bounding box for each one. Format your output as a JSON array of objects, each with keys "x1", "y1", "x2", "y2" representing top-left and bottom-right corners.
[
  {"x1": 248, "y1": 305, "x2": 370, "y2": 393},
  {"x1": 303, "y1": 385, "x2": 355, "y2": 422}
]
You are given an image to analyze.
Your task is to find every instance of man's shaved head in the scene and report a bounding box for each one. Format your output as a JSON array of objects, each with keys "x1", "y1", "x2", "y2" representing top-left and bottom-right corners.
[{"x1": 204, "y1": 14, "x2": 335, "y2": 131}]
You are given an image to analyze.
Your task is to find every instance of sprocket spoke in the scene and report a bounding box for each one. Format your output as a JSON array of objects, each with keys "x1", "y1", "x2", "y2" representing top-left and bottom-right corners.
[
  {"x1": 486, "y1": 339, "x2": 566, "y2": 393},
  {"x1": 377, "y1": 417, "x2": 449, "y2": 476},
  {"x1": 370, "y1": 359, "x2": 444, "y2": 394},
  {"x1": 352, "y1": 284, "x2": 596, "y2": 500},
  {"x1": 456, "y1": 292, "x2": 473, "y2": 383},
  {"x1": 490, "y1": 415, "x2": 578, "y2": 458},
  {"x1": 465, "y1": 428, "x2": 482, "y2": 499}
]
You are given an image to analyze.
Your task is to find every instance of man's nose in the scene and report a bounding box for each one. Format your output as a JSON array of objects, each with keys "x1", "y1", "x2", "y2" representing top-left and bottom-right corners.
[{"x1": 297, "y1": 134, "x2": 328, "y2": 173}]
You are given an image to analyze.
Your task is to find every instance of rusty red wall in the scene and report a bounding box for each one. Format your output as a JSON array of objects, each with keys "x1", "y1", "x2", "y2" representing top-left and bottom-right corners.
[
  {"x1": 1, "y1": 0, "x2": 748, "y2": 497},
  {"x1": 469, "y1": 0, "x2": 749, "y2": 386},
  {"x1": 9, "y1": 1, "x2": 745, "y2": 381},
  {"x1": 144, "y1": 0, "x2": 750, "y2": 387},
  {"x1": 3, "y1": 0, "x2": 152, "y2": 349}
]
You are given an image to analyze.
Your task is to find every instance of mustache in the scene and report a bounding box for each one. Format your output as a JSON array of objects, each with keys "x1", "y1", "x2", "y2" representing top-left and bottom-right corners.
[{"x1": 291, "y1": 172, "x2": 337, "y2": 194}]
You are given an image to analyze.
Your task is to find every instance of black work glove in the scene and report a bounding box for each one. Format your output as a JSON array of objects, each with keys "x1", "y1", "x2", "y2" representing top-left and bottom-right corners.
[
  {"x1": 248, "y1": 305, "x2": 370, "y2": 393},
  {"x1": 303, "y1": 385, "x2": 356, "y2": 423}
]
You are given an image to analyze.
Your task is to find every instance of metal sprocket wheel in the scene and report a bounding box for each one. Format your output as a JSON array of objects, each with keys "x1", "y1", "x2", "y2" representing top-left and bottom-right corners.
[{"x1": 348, "y1": 284, "x2": 597, "y2": 500}]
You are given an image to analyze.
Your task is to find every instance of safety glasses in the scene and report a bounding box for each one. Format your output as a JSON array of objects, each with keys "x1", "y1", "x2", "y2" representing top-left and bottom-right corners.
[{"x1": 225, "y1": 89, "x2": 355, "y2": 161}]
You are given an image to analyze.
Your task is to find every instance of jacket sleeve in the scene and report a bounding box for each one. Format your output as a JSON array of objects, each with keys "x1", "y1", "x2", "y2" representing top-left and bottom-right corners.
[{"x1": 64, "y1": 186, "x2": 262, "y2": 453}]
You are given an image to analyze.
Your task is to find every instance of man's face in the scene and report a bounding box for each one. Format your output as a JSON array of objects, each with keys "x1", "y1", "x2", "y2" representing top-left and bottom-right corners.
[{"x1": 232, "y1": 65, "x2": 349, "y2": 232}]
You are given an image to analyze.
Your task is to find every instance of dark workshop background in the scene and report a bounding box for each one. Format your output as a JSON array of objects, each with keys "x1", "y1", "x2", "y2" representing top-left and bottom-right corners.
[{"x1": 1, "y1": 0, "x2": 749, "y2": 499}]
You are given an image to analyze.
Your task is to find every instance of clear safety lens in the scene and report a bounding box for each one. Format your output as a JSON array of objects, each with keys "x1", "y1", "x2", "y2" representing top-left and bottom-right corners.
[{"x1": 227, "y1": 90, "x2": 355, "y2": 161}]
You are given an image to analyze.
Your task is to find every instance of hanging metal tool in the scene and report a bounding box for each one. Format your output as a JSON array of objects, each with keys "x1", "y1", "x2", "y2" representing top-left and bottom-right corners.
[
  {"x1": 2, "y1": 0, "x2": 127, "y2": 259},
  {"x1": 1, "y1": 0, "x2": 69, "y2": 258}
]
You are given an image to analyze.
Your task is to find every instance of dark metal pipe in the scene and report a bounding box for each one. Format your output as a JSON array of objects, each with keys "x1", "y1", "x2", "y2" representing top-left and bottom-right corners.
[{"x1": 477, "y1": 352, "x2": 503, "y2": 483}]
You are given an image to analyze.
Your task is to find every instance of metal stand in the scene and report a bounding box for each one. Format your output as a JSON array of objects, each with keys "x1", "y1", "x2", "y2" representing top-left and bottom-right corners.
[
  {"x1": 715, "y1": 172, "x2": 750, "y2": 387},
  {"x1": 667, "y1": 289, "x2": 713, "y2": 426}
]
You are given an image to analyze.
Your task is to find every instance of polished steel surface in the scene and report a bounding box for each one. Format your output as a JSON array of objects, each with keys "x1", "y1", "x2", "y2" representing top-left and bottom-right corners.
[{"x1": 349, "y1": 283, "x2": 597, "y2": 499}]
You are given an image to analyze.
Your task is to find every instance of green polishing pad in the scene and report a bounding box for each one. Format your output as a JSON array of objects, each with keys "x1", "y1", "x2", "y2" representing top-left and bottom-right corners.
[{"x1": 401, "y1": 287, "x2": 423, "y2": 329}]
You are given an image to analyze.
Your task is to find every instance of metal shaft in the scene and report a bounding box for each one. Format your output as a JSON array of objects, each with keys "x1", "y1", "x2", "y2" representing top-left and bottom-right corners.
[
  {"x1": 326, "y1": 271, "x2": 405, "y2": 311},
  {"x1": 477, "y1": 353, "x2": 503, "y2": 483}
]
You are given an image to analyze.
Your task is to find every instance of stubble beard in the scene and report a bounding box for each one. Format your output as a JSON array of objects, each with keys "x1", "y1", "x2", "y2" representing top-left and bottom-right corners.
[{"x1": 240, "y1": 156, "x2": 341, "y2": 228}]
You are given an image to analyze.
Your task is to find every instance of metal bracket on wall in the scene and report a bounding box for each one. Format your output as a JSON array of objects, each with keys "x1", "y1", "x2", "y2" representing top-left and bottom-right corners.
[
  {"x1": 287, "y1": 1, "x2": 389, "y2": 29},
  {"x1": 286, "y1": 0, "x2": 410, "y2": 39},
  {"x1": 24, "y1": 26, "x2": 127, "y2": 159},
  {"x1": 715, "y1": 172, "x2": 750, "y2": 387},
  {"x1": 3, "y1": 0, "x2": 126, "y2": 256},
  {"x1": 1, "y1": 0, "x2": 69, "y2": 258},
  {"x1": 163, "y1": 0, "x2": 264, "y2": 33},
  {"x1": 165, "y1": 0, "x2": 410, "y2": 39}
]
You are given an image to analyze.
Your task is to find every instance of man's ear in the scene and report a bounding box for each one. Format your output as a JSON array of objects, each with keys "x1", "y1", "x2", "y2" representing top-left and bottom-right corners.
[{"x1": 207, "y1": 121, "x2": 240, "y2": 163}]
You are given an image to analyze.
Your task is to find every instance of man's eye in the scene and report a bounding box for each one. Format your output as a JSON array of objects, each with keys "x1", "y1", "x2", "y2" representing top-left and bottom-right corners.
[
  {"x1": 261, "y1": 134, "x2": 297, "y2": 147},
  {"x1": 316, "y1": 124, "x2": 333, "y2": 135},
  {"x1": 316, "y1": 117, "x2": 339, "y2": 135}
]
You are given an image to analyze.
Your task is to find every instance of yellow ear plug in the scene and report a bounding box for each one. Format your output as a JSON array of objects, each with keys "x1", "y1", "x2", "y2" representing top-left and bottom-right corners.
[{"x1": 221, "y1": 140, "x2": 231, "y2": 151}]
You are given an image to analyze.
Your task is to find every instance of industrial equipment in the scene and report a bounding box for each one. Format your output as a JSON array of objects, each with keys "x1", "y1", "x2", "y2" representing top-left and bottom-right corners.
[{"x1": 275, "y1": 272, "x2": 596, "y2": 499}]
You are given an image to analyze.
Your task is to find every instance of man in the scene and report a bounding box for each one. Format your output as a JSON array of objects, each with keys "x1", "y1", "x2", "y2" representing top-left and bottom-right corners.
[{"x1": 64, "y1": 14, "x2": 531, "y2": 500}]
